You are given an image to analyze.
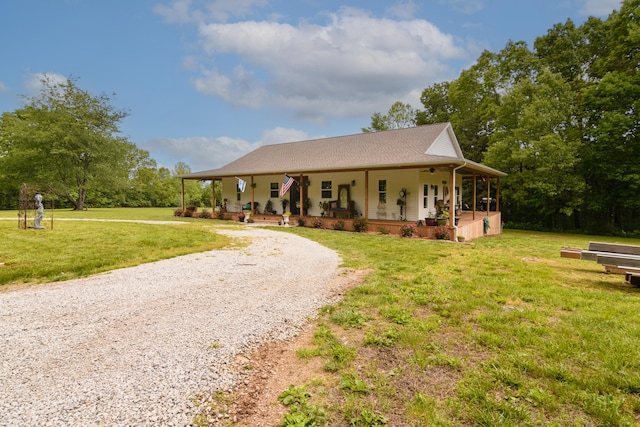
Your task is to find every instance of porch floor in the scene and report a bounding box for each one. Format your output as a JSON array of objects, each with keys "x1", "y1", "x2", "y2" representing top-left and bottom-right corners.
[{"x1": 242, "y1": 210, "x2": 502, "y2": 241}]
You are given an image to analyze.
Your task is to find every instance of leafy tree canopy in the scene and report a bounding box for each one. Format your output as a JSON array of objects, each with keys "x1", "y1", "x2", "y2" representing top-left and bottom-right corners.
[
  {"x1": 362, "y1": 101, "x2": 417, "y2": 132},
  {"x1": 375, "y1": 0, "x2": 640, "y2": 233},
  {"x1": 0, "y1": 76, "x2": 140, "y2": 210}
]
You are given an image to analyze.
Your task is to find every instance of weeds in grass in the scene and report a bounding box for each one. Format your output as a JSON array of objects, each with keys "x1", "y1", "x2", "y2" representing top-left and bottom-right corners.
[
  {"x1": 341, "y1": 372, "x2": 370, "y2": 393},
  {"x1": 330, "y1": 308, "x2": 367, "y2": 328},
  {"x1": 277, "y1": 227, "x2": 640, "y2": 426},
  {"x1": 278, "y1": 385, "x2": 326, "y2": 426},
  {"x1": 325, "y1": 342, "x2": 357, "y2": 373},
  {"x1": 348, "y1": 407, "x2": 388, "y2": 426},
  {"x1": 362, "y1": 329, "x2": 398, "y2": 348},
  {"x1": 380, "y1": 305, "x2": 412, "y2": 325}
]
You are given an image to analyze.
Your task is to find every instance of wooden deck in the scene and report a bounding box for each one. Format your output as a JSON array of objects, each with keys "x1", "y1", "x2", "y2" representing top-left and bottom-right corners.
[{"x1": 242, "y1": 210, "x2": 502, "y2": 241}]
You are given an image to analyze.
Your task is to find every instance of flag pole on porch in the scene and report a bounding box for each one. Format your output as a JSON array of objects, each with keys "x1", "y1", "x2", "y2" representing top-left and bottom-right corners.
[{"x1": 279, "y1": 174, "x2": 296, "y2": 198}]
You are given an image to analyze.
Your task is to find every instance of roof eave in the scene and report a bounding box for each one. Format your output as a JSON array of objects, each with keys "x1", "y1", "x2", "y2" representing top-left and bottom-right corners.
[{"x1": 178, "y1": 158, "x2": 506, "y2": 180}]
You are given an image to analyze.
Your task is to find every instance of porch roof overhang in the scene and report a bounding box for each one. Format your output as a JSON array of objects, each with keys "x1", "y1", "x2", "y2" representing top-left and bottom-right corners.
[
  {"x1": 179, "y1": 157, "x2": 506, "y2": 180},
  {"x1": 178, "y1": 123, "x2": 506, "y2": 181}
]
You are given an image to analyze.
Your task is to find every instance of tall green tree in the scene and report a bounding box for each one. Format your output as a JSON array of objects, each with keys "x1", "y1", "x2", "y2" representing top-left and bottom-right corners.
[
  {"x1": 581, "y1": 0, "x2": 640, "y2": 232},
  {"x1": 0, "y1": 77, "x2": 137, "y2": 210},
  {"x1": 484, "y1": 69, "x2": 585, "y2": 229},
  {"x1": 124, "y1": 151, "x2": 181, "y2": 207},
  {"x1": 362, "y1": 101, "x2": 416, "y2": 132}
]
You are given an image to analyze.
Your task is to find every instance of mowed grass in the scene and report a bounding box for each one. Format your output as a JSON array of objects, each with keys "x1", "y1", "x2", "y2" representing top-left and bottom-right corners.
[
  {"x1": 0, "y1": 207, "x2": 179, "y2": 221},
  {"x1": 0, "y1": 216, "x2": 233, "y2": 286},
  {"x1": 2, "y1": 208, "x2": 639, "y2": 424},
  {"x1": 276, "y1": 227, "x2": 640, "y2": 426}
]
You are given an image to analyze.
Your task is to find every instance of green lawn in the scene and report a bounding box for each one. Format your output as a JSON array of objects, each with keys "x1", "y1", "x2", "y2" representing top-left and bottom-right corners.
[
  {"x1": 1, "y1": 208, "x2": 639, "y2": 425},
  {"x1": 274, "y1": 228, "x2": 640, "y2": 426},
  {"x1": 0, "y1": 207, "x2": 179, "y2": 221},
  {"x1": 0, "y1": 213, "x2": 235, "y2": 286}
]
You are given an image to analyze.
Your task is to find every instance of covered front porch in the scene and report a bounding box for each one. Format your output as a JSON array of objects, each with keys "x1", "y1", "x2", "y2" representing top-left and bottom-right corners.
[{"x1": 182, "y1": 164, "x2": 504, "y2": 241}]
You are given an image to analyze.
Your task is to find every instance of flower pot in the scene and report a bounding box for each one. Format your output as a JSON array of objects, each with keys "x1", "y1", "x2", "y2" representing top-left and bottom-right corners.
[
  {"x1": 425, "y1": 218, "x2": 436, "y2": 226},
  {"x1": 282, "y1": 214, "x2": 290, "y2": 226},
  {"x1": 436, "y1": 218, "x2": 447, "y2": 226}
]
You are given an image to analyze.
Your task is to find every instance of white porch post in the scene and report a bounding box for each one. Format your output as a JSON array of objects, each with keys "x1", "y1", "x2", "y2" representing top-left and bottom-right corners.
[
  {"x1": 449, "y1": 167, "x2": 455, "y2": 228},
  {"x1": 181, "y1": 179, "x2": 185, "y2": 211},
  {"x1": 251, "y1": 176, "x2": 255, "y2": 212},
  {"x1": 365, "y1": 170, "x2": 369, "y2": 219}
]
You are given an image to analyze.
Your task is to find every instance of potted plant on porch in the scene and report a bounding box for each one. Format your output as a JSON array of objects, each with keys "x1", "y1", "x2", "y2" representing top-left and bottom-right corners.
[
  {"x1": 282, "y1": 211, "x2": 292, "y2": 226},
  {"x1": 425, "y1": 210, "x2": 436, "y2": 226},
  {"x1": 436, "y1": 210, "x2": 449, "y2": 226},
  {"x1": 319, "y1": 201, "x2": 329, "y2": 217}
]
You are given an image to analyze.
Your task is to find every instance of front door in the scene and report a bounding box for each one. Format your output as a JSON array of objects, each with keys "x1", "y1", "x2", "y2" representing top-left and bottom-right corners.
[
  {"x1": 290, "y1": 176, "x2": 308, "y2": 215},
  {"x1": 419, "y1": 181, "x2": 440, "y2": 220}
]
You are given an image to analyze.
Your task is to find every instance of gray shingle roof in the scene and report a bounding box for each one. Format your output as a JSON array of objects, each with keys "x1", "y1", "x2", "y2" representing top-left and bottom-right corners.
[{"x1": 181, "y1": 123, "x2": 505, "y2": 178}]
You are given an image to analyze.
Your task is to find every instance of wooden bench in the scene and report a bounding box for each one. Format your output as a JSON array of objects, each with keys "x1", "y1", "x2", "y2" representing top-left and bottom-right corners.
[
  {"x1": 328, "y1": 200, "x2": 355, "y2": 218},
  {"x1": 561, "y1": 242, "x2": 640, "y2": 286}
]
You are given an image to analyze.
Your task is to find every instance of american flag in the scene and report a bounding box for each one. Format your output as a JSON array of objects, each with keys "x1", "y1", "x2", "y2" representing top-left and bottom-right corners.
[{"x1": 279, "y1": 174, "x2": 295, "y2": 197}]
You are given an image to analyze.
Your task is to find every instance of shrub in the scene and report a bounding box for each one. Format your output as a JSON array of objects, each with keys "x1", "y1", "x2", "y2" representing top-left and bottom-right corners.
[
  {"x1": 353, "y1": 217, "x2": 368, "y2": 232},
  {"x1": 198, "y1": 210, "x2": 212, "y2": 219},
  {"x1": 298, "y1": 217, "x2": 307, "y2": 227},
  {"x1": 435, "y1": 226, "x2": 449, "y2": 240},
  {"x1": 173, "y1": 209, "x2": 184, "y2": 217},
  {"x1": 378, "y1": 226, "x2": 389, "y2": 235},
  {"x1": 313, "y1": 217, "x2": 324, "y2": 228},
  {"x1": 400, "y1": 223, "x2": 417, "y2": 237},
  {"x1": 333, "y1": 220, "x2": 345, "y2": 231}
]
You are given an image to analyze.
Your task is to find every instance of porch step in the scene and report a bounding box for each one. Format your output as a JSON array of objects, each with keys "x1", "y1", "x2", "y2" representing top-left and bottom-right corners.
[{"x1": 248, "y1": 217, "x2": 284, "y2": 225}]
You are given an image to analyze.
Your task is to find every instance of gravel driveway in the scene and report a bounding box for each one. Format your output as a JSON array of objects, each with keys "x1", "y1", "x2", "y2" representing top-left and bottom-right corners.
[{"x1": 0, "y1": 227, "x2": 341, "y2": 426}]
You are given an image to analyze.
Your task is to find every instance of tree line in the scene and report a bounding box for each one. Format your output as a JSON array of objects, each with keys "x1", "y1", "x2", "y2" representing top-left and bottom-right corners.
[
  {"x1": 0, "y1": 76, "x2": 214, "y2": 210},
  {"x1": 367, "y1": 0, "x2": 639, "y2": 235},
  {"x1": 2, "y1": 1, "x2": 638, "y2": 235}
]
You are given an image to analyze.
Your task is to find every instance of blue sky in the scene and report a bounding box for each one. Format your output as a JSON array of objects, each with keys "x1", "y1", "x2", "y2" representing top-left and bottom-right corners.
[{"x1": 0, "y1": 0, "x2": 621, "y2": 172}]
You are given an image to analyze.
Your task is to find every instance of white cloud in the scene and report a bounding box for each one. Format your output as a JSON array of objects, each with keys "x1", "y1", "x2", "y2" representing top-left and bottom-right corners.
[
  {"x1": 202, "y1": 0, "x2": 268, "y2": 22},
  {"x1": 578, "y1": 0, "x2": 620, "y2": 16},
  {"x1": 191, "y1": 7, "x2": 469, "y2": 120},
  {"x1": 142, "y1": 126, "x2": 314, "y2": 171},
  {"x1": 154, "y1": 0, "x2": 201, "y2": 23},
  {"x1": 141, "y1": 135, "x2": 257, "y2": 171},
  {"x1": 0, "y1": 81, "x2": 8, "y2": 93},
  {"x1": 261, "y1": 127, "x2": 311, "y2": 146},
  {"x1": 24, "y1": 72, "x2": 68, "y2": 98},
  {"x1": 154, "y1": 0, "x2": 268, "y2": 23},
  {"x1": 442, "y1": 0, "x2": 485, "y2": 15},
  {"x1": 385, "y1": 1, "x2": 419, "y2": 19}
]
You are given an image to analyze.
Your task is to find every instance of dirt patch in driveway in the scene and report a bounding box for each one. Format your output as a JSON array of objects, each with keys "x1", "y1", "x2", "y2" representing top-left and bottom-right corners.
[{"x1": 200, "y1": 268, "x2": 368, "y2": 426}]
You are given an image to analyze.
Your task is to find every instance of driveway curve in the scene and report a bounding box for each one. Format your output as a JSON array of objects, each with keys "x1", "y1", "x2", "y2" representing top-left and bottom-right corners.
[{"x1": 0, "y1": 227, "x2": 341, "y2": 426}]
